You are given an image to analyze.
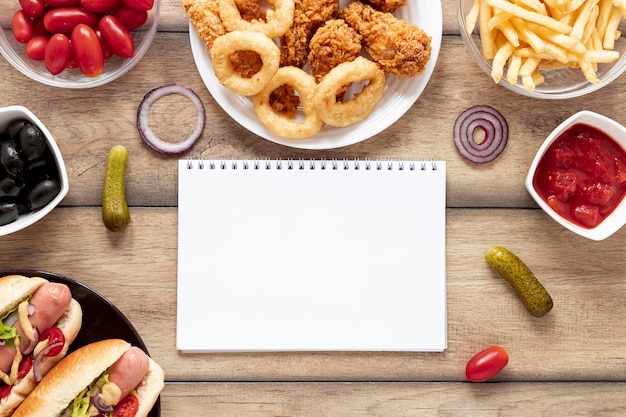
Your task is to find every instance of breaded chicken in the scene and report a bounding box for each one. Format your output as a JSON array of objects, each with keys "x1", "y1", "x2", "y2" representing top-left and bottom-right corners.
[
  {"x1": 364, "y1": 0, "x2": 406, "y2": 13},
  {"x1": 279, "y1": 0, "x2": 339, "y2": 67},
  {"x1": 184, "y1": 0, "x2": 265, "y2": 78},
  {"x1": 183, "y1": 0, "x2": 226, "y2": 52},
  {"x1": 308, "y1": 19, "x2": 362, "y2": 83},
  {"x1": 339, "y1": 1, "x2": 431, "y2": 78}
]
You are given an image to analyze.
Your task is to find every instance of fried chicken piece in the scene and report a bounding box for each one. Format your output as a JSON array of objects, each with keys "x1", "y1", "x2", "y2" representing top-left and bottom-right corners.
[
  {"x1": 308, "y1": 19, "x2": 362, "y2": 83},
  {"x1": 183, "y1": 0, "x2": 226, "y2": 52},
  {"x1": 235, "y1": 0, "x2": 266, "y2": 21},
  {"x1": 184, "y1": 0, "x2": 266, "y2": 79},
  {"x1": 339, "y1": 1, "x2": 431, "y2": 78},
  {"x1": 279, "y1": 0, "x2": 339, "y2": 68},
  {"x1": 363, "y1": 0, "x2": 406, "y2": 13}
]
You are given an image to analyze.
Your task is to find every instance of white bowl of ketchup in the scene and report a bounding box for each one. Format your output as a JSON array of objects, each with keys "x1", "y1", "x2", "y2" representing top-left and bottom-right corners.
[{"x1": 526, "y1": 111, "x2": 626, "y2": 241}]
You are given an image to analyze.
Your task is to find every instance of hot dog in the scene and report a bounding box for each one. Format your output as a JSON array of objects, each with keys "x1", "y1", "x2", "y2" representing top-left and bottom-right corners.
[
  {"x1": 13, "y1": 339, "x2": 165, "y2": 417},
  {"x1": 0, "y1": 275, "x2": 82, "y2": 417}
]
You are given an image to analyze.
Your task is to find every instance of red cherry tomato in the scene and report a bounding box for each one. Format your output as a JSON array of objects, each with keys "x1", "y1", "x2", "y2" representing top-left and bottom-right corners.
[
  {"x1": 32, "y1": 16, "x2": 49, "y2": 36},
  {"x1": 25, "y1": 35, "x2": 49, "y2": 60},
  {"x1": 44, "y1": 33, "x2": 71, "y2": 75},
  {"x1": 113, "y1": 5, "x2": 147, "y2": 31},
  {"x1": 0, "y1": 384, "x2": 11, "y2": 401},
  {"x1": 121, "y1": 0, "x2": 153, "y2": 12},
  {"x1": 12, "y1": 10, "x2": 34, "y2": 43},
  {"x1": 71, "y1": 23, "x2": 104, "y2": 76},
  {"x1": 43, "y1": 7, "x2": 99, "y2": 34},
  {"x1": 81, "y1": 0, "x2": 123, "y2": 12},
  {"x1": 39, "y1": 327, "x2": 66, "y2": 356},
  {"x1": 44, "y1": 0, "x2": 82, "y2": 5},
  {"x1": 96, "y1": 30, "x2": 114, "y2": 60},
  {"x1": 98, "y1": 15, "x2": 134, "y2": 58},
  {"x1": 17, "y1": 354, "x2": 33, "y2": 378},
  {"x1": 19, "y1": 0, "x2": 45, "y2": 18},
  {"x1": 114, "y1": 395, "x2": 139, "y2": 417},
  {"x1": 465, "y1": 345, "x2": 509, "y2": 382}
]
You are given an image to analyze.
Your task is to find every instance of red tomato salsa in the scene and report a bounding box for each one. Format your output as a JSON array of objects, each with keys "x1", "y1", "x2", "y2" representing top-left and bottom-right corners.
[{"x1": 533, "y1": 123, "x2": 626, "y2": 229}]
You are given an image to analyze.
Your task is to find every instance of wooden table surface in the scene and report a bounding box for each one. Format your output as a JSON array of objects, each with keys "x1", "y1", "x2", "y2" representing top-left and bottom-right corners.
[{"x1": 3, "y1": 0, "x2": 626, "y2": 415}]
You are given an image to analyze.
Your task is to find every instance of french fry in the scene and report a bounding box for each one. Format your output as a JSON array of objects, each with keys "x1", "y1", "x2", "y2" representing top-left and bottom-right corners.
[
  {"x1": 492, "y1": 41, "x2": 516, "y2": 82},
  {"x1": 469, "y1": 0, "x2": 626, "y2": 91},
  {"x1": 603, "y1": 6, "x2": 623, "y2": 49},
  {"x1": 480, "y1": 0, "x2": 497, "y2": 59},
  {"x1": 506, "y1": 53, "x2": 522, "y2": 84},
  {"x1": 486, "y1": 0, "x2": 573, "y2": 33},
  {"x1": 466, "y1": 0, "x2": 481, "y2": 33}
]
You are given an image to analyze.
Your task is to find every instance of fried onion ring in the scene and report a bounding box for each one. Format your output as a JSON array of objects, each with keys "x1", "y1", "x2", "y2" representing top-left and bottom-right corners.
[
  {"x1": 313, "y1": 57, "x2": 386, "y2": 128},
  {"x1": 219, "y1": 0, "x2": 295, "y2": 38},
  {"x1": 211, "y1": 30, "x2": 280, "y2": 96},
  {"x1": 253, "y1": 67, "x2": 323, "y2": 139}
]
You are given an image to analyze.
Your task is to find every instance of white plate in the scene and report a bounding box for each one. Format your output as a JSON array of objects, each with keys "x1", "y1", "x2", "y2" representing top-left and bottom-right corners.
[{"x1": 189, "y1": 0, "x2": 442, "y2": 150}]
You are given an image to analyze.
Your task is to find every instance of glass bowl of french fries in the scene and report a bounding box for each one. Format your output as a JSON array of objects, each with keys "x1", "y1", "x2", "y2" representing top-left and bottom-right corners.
[{"x1": 457, "y1": 0, "x2": 626, "y2": 99}]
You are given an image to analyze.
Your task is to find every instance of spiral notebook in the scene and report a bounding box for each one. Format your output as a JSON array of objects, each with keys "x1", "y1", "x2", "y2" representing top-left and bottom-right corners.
[{"x1": 176, "y1": 159, "x2": 447, "y2": 352}]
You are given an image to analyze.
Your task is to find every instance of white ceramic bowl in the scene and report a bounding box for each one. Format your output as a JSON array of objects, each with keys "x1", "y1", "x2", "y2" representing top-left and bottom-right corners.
[
  {"x1": 0, "y1": 105, "x2": 69, "y2": 236},
  {"x1": 457, "y1": 0, "x2": 626, "y2": 99},
  {"x1": 525, "y1": 111, "x2": 626, "y2": 240},
  {"x1": 0, "y1": 0, "x2": 159, "y2": 88}
]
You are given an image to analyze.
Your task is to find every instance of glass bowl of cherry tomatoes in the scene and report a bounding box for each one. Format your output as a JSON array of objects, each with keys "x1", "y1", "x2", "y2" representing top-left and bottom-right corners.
[{"x1": 0, "y1": 0, "x2": 159, "y2": 88}]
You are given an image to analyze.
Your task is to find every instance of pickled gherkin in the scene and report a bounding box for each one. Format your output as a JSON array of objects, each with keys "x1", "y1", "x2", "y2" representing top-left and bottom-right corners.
[
  {"x1": 102, "y1": 145, "x2": 130, "y2": 232},
  {"x1": 485, "y1": 246, "x2": 553, "y2": 317}
]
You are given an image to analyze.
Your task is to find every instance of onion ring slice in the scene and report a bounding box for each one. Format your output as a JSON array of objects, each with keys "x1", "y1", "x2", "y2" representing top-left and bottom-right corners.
[
  {"x1": 137, "y1": 84, "x2": 206, "y2": 155},
  {"x1": 453, "y1": 105, "x2": 509, "y2": 164}
]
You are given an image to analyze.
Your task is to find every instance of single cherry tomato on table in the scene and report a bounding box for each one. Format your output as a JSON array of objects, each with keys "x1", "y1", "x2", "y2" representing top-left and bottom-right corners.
[
  {"x1": 465, "y1": 345, "x2": 509, "y2": 382},
  {"x1": 39, "y1": 327, "x2": 66, "y2": 356},
  {"x1": 43, "y1": 7, "x2": 99, "y2": 34},
  {"x1": 19, "y1": 0, "x2": 45, "y2": 18},
  {"x1": 44, "y1": 33, "x2": 71, "y2": 75},
  {"x1": 71, "y1": 23, "x2": 104, "y2": 76},
  {"x1": 114, "y1": 395, "x2": 139, "y2": 417},
  {"x1": 99, "y1": 15, "x2": 134, "y2": 58},
  {"x1": 113, "y1": 5, "x2": 148, "y2": 30},
  {"x1": 25, "y1": 35, "x2": 49, "y2": 60},
  {"x1": 12, "y1": 10, "x2": 34, "y2": 43}
]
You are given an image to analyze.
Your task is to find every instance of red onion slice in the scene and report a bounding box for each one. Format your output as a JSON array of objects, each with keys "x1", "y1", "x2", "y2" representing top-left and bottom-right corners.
[
  {"x1": 33, "y1": 341, "x2": 63, "y2": 382},
  {"x1": 453, "y1": 105, "x2": 509, "y2": 164},
  {"x1": 92, "y1": 393, "x2": 114, "y2": 413},
  {"x1": 137, "y1": 84, "x2": 206, "y2": 154}
]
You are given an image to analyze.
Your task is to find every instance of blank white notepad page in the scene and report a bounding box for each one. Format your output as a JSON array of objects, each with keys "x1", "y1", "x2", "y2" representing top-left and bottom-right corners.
[{"x1": 177, "y1": 159, "x2": 446, "y2": 352}]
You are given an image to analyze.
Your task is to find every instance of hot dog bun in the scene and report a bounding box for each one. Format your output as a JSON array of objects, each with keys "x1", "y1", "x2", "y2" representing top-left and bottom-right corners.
[
  {"x1": 13, "y1": 339, "x2": 165, "y2": 417},
  {"x1": 0, "y1": 275, "x2": 82, "y2": 417}
]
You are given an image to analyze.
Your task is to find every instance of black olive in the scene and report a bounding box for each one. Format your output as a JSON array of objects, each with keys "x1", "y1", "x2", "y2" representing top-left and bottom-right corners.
[
  {"x1": 28, "y1": 179, "x2": 61, "y2": 210},
  {"x1": 0, "y1": 202, "x2": 19, "y2": 226},
  {"x1": 0, "y1": 176, "x2": 23, "y2": 198},
  {"x1": 6, "y1": 119, "x2": 30, "y2": 140},
  {"x1": 19, "y1": 124, "x2": 46, "y2": 161},
  {"x1": 0, "y1": 140, "x2": 25, "y2": 179}
]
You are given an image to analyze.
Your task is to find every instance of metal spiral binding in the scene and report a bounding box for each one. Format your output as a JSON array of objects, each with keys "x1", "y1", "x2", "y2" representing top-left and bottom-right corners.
[{"x1": 188, "y1": 158, "x2": 438, "y2": 170}]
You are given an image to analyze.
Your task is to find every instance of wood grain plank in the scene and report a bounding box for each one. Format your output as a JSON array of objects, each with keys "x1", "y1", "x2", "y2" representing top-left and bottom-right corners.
[
  {"x1": 4, "y1": 35, "x2": 626, "y2": 209},
  {"x1": 160, "y1": 381, "x2": 626, "y2": 416},
  {"x1": 0, "y1": 207, "x2": 624, "y2": 382}
]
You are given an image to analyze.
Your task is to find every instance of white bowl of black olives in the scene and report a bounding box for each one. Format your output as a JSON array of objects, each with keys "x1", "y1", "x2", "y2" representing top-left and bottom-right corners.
[{"x1": 0, "y1": 105, "x2": 68, "y2": 236}]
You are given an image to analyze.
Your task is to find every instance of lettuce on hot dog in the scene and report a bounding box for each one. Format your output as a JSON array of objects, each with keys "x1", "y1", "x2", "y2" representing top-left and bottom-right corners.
[
  {"x1": 13, "y1": 339, "x2": 164, "y2": 417},
  {"x1": 0, "y1": 275, "x2": 82, "y2": 417}
]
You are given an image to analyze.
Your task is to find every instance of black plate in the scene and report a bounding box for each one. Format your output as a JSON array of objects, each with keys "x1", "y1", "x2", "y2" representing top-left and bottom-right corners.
[{"x1": 0, "y1": 269, "x2": 161, "y2": 417}]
